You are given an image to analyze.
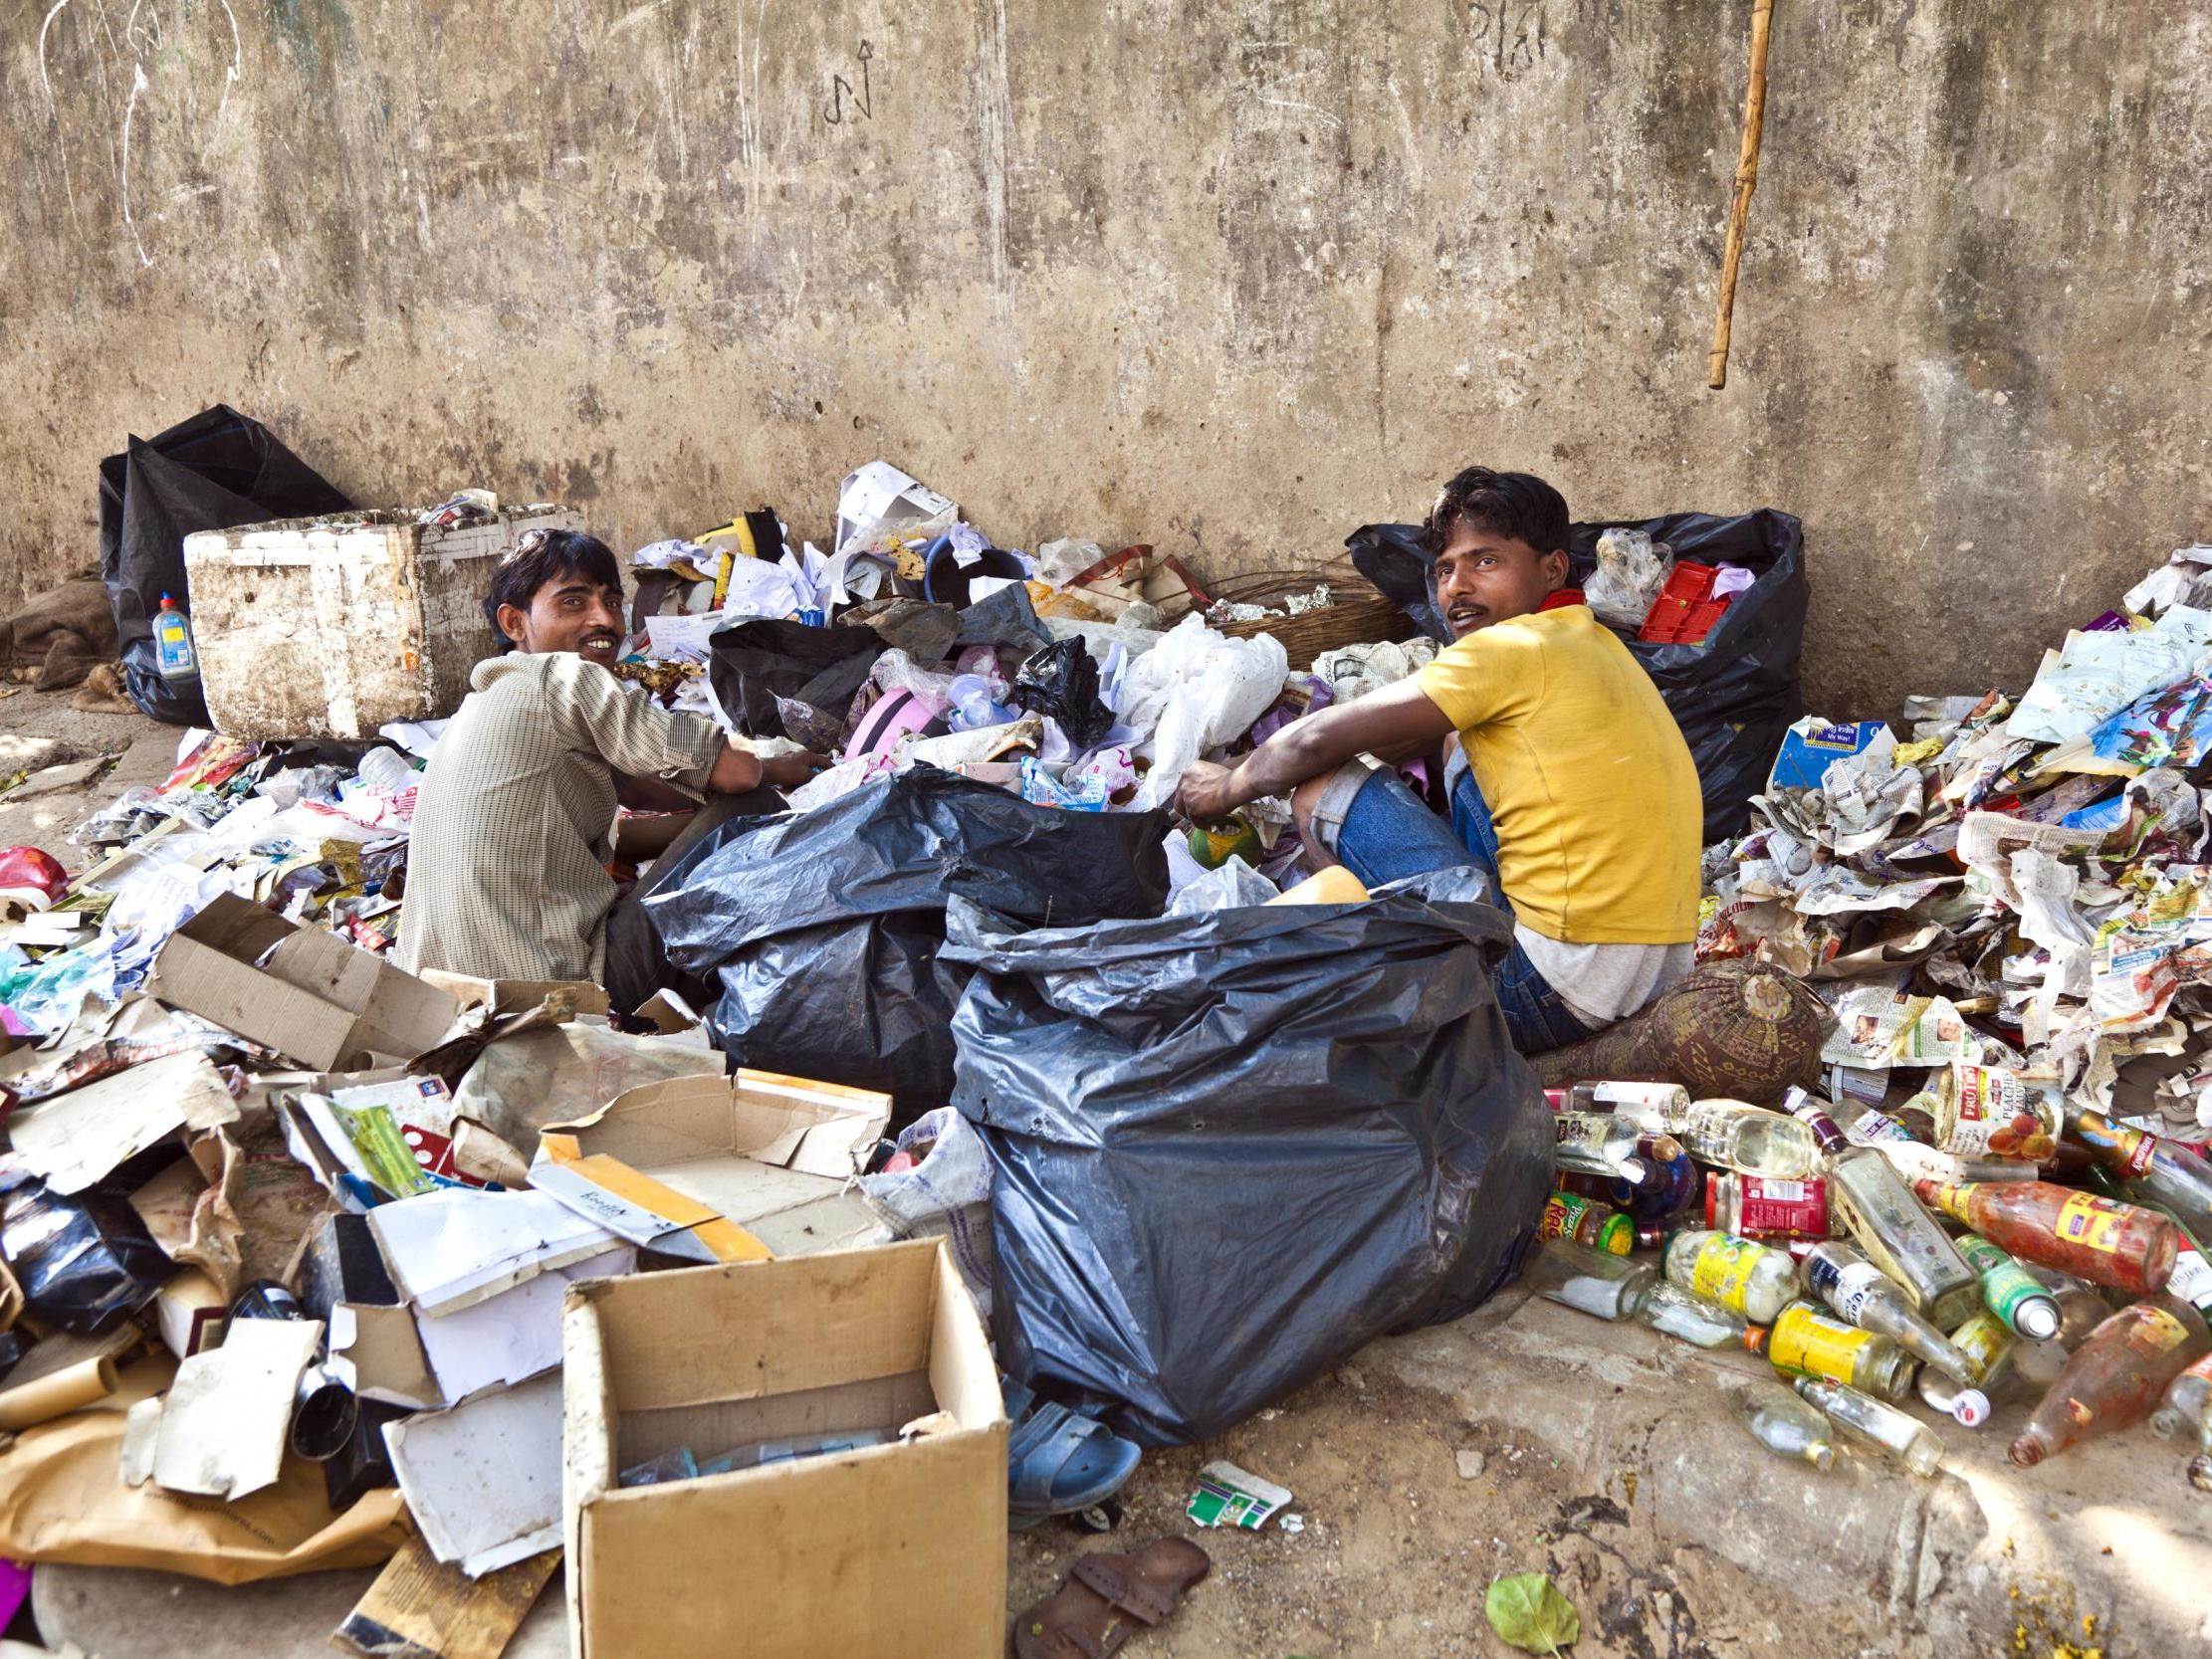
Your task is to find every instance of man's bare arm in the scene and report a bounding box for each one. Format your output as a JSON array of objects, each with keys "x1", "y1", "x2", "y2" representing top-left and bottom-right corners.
[{"x1": 1177, "y1": 678, "x2": 1456, "y2": 819}]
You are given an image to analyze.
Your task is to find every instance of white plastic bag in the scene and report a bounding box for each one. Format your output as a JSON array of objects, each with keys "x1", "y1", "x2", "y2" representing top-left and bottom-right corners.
[
  {"x1": 856, "y1": 1108, "x2": 995, "y2": 1317},
  {"x1": 1121, "y1": 617, "x2": 1290, "y2": 809}
]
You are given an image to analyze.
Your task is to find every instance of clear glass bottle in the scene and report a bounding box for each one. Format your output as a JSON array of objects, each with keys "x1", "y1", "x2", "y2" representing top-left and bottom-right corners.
[
  {"x1": 2150, "y1": 1351, "x2": 2212, "y2": 1440},
  {"x1": 1663, "y1": 1099, "x2": 1819, "y2": 1178},
  {"x1": 1706, "y1": 1171, "x2": 1832, "y2": 1241},
  {"x1": 1566, "y1": 1081, "x2": 1689, "y2": 1124},
  {"x1": 1662, "y1": 1229, "x2": 1799, "y2": 1325},
  {"x1": 1733, "y1": 1378, "x2": 1836, "y2": 1471},
  {"x1": 2010, "y1": 1295, "x2": 2212, "y2": 1467},
  {"x1": 1952, "y1": 1232, "x2": 2063, "y2": 1340},
  {"x1": 1915, "y1": 1310, "x2": 2068, "y2": 1424},
  {"x1": 1553, "y1": 1111, "x2": 1659, "y2": 1181},
  {"x1": 1638, "y1": 1279, "x2": 1745, "y2": 1348},
  {"x1": 1523, "y1": 1238, "x2": 1657, "y2": 1322},
  {"x1": 1753, "y1": 1301, "x2": 1917, "y2": 1401},
  {"x1": 1795, "y1": 1376, "x2": 1944, "y2": 1477},
  {"x1": 1788, "y1": 1091, "x2": 1982, "y2": 1330},
  {"x1": 1799, "y1": 1239, "x2": 1980, "y2": 1390}
]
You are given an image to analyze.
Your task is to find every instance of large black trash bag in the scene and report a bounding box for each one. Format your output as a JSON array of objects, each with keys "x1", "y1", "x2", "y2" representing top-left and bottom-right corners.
[
  {"x1": 945, "y1": 869, "x2": 1555, "y2": 1446},
  {"x1": 99, "y1": 405, "x2": 352, "y2": 726},
  {"x1": 646, "y1": 768, "x2": 1171, "y2": 1110},
  {"x1": 705, "y1": 617, "x2": 886, "y2": 739},
  {"x1": 1348, "y1": 511, "x2": 1808, "y2": 843}
]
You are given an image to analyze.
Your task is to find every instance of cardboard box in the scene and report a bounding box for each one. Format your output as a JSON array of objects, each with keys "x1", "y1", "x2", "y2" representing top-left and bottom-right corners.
[
  {"x1": 151, "y1": 894, "x2": 463, "y2": 1072},
  {"x1": 562, "y1": 1240, "x2": 1006, "y2": 1659},
  {"x1": 538, "y1": 1070, "x2": 890, "y2": 1258}
]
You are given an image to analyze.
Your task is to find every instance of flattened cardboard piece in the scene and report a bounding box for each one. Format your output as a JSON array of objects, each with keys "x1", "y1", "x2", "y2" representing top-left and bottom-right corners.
[
  {"x1": 528, "y1": 1155, "x2": 771, "y2": 1266},
  {"x1": 385, "y1": 1371, "x2": 564, "y2": 1577},
  {"x1": 366, "y1": 1188, "x2": 619, "y2": 1317},
  {"x1": 413, "y1": 1246, "x2": 635, "y2": 1404},
  {"x1": 333, "y1": 1534, "x2": 559, "y2": 1659},
  {"x1": 539, "y1": 1070, "x2": 889, "y2": 1259},
  {"x1": 8, "y1": 1051, "x2": 238, "y2": 1194},
  {"x1": 0, "y1": 1355, "x2": 409, "y2": 1583},
  {"x1": 631, "y1": 989, "x2": 701, "y2": 1036},
  {"x1": 150, "y1": 893, "x2": 462, "y2": 1071},
  {"x1": 418, "y1": 972, "x2": 610, "y2": 1020},
  {"x1": 329, "y1": 1303, "x2": 440, "y2": 1411},
  {"x1": 150, "y1": 1316, "x2": 323, "y2": 1499},
  {"x1": 562, "y1": 1242, "x2": 1006, "y2": 1659}
]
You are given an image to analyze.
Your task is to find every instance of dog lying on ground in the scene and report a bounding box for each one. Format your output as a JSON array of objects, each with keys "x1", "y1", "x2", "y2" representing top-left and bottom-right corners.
[{"x1": 0, "y1": 571, "x2": 119, "y2": 693}]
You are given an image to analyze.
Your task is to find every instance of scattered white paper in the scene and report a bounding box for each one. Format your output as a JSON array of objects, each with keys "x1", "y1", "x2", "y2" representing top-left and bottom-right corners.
[{"x1": 367, "y1": 1187, "x2": 620, "y2": 1317}]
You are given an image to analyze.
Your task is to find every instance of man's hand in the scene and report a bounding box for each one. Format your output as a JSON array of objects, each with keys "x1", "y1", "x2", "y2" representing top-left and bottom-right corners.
[
  {"x1": 1176, "y1": 758, "x2": 1240, "y2": 824},
  {"x1": 761, "y1": 750, "x2": 834, "y2": 789}
]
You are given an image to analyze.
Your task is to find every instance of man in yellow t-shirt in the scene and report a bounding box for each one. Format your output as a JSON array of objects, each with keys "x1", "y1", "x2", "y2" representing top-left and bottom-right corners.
[{"x1": 1176, "y1": 468, "x2": 1701, "y2": 1052}]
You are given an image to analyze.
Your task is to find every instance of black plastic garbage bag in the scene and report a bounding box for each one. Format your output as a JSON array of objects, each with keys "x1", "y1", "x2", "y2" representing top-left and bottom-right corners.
[
  {"x1": 706, "y1": 618, "x2": 886, "y2": 739},
  {"x1": 944, "y1": 869, "x2": 1554, "y2": 1446},
  {"x1": 1009, "y1": 637, "x2": 1113, "y2": 748},
  {"x1": 99, "y1": 405, "x2": 352, "y2": 726},
  {"x1": 647, "y1": 768, "x2": 1172, "y2": 1108},
  {"x1": 0, "y1": 1164, "x2": 171, "y2": 1335},
  {"x1": 1348, "y1": 511, "x2": 1807, "y2": 843},
  {"x1": 954, "y1": 582, "x2": 1053, "y2": 653}
]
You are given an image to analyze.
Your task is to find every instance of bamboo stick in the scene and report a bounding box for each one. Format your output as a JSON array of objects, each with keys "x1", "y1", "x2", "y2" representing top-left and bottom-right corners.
[{"x1": 1708, "y1": 0, "x2": 1774, "y2": 390}]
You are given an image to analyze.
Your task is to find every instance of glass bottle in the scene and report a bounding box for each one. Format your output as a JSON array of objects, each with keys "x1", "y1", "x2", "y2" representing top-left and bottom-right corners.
[
  {"x1": 1637, "y1": 1280, "x2": 1745, "y2": 1349},
  {"x1": 1566, "y1": 1081, "x2": 1689, "y2": 1124},
  {"x1": 1799, "y1": 1239, "x2": 1980, "y2": 1387},
  {"x1": 1540, "y1": 1191, "x2": 1634, "y2": 1255},
  {"x1": 1705, "y1": 1171, "x2": 1832, "y2": 1241},
  {"x1": 1915, "y1": 1310, "x2": 2068, "y2": 1424},
  {"x1": 2009, "y1": 1295, "x2": 2212, "y2": 1467},
  {"x1": 1553, "y1": 1111, "x2": 1661, "y2": 1181},
  {"x1": 1662, "y1": 1229, "x2": 1799, "y2": 1324},
  {"x1": 2063, "y1": 1105, "x2": 2212, "y2": 1248},
  {"x1": 1733, "y1": 1378, "x2": 1836, "y2": 1471},
  {"x1": 1795, "y1": 1376, "x2": 1944, "y2": 1477},
  {"x1": 2169, "y1": 1241, "x2": 2212, "y2": 1320},
  {"x1": 1663, "y1": 1099, "x2": 1820, "y2": 1178},
  {"x1": 1749, "y1": 1301, "x2": 1917, "y2": 1401},
  {"x1": 1788, "y1": 1092, "x2": 1982, "y2": 1330},
  {"x1": 1522, "y1": 1238, "x2": 1657, "y2": 1322},
  {"x1": 2150, "y1": 1350, "x2": 2212, "y2": 1440},
  {"x1": 1913, "y1": 1178, "x2": 2180, "y2": 1296},
  {"x1": 1952, "y1": 1232, "x2": 2063, "y2": 1340}
]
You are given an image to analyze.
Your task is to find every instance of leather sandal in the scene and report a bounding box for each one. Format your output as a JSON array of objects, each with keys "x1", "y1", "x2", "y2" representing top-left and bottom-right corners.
[{"x1": 1013, "y1": 1537, "x2": 1212, "y2": 1659}]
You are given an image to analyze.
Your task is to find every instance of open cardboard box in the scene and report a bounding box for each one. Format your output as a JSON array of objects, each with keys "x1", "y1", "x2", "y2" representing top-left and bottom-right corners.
[
  {"x1": 537, "y1": 1070, "x2": 890, "y2": 1258},
  {"x1": 150, "y1": 894, "x2": 462, "y2": 1072},
  {"x1": 562, "y1": 1240, "x2": 1006, "y2": 1659}
]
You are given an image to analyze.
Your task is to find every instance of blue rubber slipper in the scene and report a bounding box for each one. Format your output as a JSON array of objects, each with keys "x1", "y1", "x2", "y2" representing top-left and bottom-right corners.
[{"x1": 1004, "y1": 1378, "x2": 1142, "y2": 1532}]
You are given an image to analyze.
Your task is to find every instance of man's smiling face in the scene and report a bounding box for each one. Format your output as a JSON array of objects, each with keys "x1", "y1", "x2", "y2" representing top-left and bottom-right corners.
[
  {"x1": 497, "y1": 571, "x2": 627, "y2": 667},
  {"x1": 1432, "y1": 520, "x2": 1571, "y2": 639}
]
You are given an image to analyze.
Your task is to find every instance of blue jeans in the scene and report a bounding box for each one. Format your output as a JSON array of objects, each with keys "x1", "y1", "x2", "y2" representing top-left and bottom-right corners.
[{"x1": 1323, "y1": 764, "x2": 1592, "y2": 1053}]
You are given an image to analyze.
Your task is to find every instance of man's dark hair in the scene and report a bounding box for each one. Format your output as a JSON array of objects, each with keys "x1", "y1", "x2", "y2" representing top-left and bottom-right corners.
[
  {"x1": 1421, "y1": 468, "x2": 1570, "y2": 557},
  {"x1": 482, "y1": 529, "x2": 623, "y2": 648}
]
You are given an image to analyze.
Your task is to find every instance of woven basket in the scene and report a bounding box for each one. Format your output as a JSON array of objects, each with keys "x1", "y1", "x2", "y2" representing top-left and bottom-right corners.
[{"x1": 1208, "y1": 562, "x2": 1417, "y2": 671}]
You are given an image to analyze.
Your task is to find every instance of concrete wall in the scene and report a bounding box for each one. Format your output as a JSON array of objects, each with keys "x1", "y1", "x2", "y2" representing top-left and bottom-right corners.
[{"x1": 4, "y1": 0, "x2": 2207, "y2": 713}]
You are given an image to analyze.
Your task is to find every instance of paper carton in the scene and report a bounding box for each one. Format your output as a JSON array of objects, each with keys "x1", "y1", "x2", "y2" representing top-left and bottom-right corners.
[
  {"x1": 150, "y1": 895, "x2": 462, "y2": 1072},
  {"x1": 537, "y1": 1070, "x2": 890, "y2": 1257},
  {"x1": 562, "y1": 1241, "x2": 1006, "y2": 1659}
]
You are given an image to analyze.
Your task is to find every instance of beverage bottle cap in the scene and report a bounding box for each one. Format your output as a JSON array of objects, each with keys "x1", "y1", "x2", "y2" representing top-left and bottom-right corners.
[
  {"x1": 1595, "y1": 1212, "x2": 1635, "y2": 1256},
  {"x1": 1948, "y1": 1389, "x2": 1991, "y2": 1428}
]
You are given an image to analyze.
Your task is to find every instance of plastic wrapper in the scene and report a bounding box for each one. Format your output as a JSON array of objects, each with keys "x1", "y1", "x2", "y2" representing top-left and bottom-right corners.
[
  {"x1": 1351, "y1": 510, "x2": 1808, "y2": 843},
  {"x1": 0, "y1": 1163, "x2": 172, "y2": 1334},
  {"x1": 705, "y1": 618, "x2": 885, "y2": 738},
  {"x1": 943, "y1": 868, "x2": 1551, "y2": 1445},
  {"x1": 1119, "y1": 617, "x2": 1290, "y2": 809},
  {"x1": 1009, "y1": 637, "x2": 1114, "y2": 749},
  {"x1": 855, "y1": 1107, "x2": 995, "y2": 1317},
  {"x1": 1585, "y1": 526, "x2": 1675, "y2": 629},
  {"x1": 647, "y1": 769, "x2": 1171, "y2": 1112},
  {"x1": 1016, "y1": 758, "x2": 1108, "y2": 811}
]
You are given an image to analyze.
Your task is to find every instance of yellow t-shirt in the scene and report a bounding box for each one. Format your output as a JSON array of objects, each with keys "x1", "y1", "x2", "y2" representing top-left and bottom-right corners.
[{"x1": 1413, "y1": 604, "x2": 1700, "y2": 944}]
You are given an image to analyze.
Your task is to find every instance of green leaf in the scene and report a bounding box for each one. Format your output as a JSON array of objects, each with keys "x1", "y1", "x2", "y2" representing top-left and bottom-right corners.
[{"x1": 1485, "y1": 1572, "x2": 1580, "y2": 1656}]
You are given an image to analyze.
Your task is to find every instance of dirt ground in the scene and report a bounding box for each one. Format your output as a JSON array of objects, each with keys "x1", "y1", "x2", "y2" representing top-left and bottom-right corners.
[{"x1": 6, "y1": 683, "x2": 2208, "y2": 1659}]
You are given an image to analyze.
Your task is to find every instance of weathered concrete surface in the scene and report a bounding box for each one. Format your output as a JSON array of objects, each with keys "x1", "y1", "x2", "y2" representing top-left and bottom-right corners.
[{"x1": 2, "y1": 3, "x2": 2208, "y2": 715}]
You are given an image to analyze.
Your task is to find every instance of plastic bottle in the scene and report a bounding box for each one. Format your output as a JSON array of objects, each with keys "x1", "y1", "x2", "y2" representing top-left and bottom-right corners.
[
  {"x1": 1916, "y1": 1310, "x2": 2068, "y2": 1424},
  {"x1": 1749, "y1": 1301, "x2": 1917, "y2": 1401},
  {"x1": 1795, "y1": 1376, "x2": 1944, "y2": 1477},
  {"x1": 1662, "y1": 1100, "x2": 1819, "y2": 1178},
  {"x1": 1637, "y1": 1280, "x2": 1746, "y2": 1349},
  {"x1": 1912, "y1": 1178, "x2": 2180, "y2": 1296},
  {"x1": 1952, "y1": 1232, "x2": 2063, "y2": 1340},
  {"x1": 1799, "y1": 1239, "x2": 1982, "y2": 1396},
  {"x1": 1541, "y1": 1192, "x2": 1633, "y2": 1255},
  {"x1": 1662, "y1": 1230, "x2": 1799, "y2": 1324},
  {"x1": 1789, "y1": 1092, "x2": 1982, "y2": 1330},
  {"x1": 2152, "y1": 1350, "x2": 2212, "y2": 1440},
  {"x1": 945, "y1": 674, "x2": 1013, "y2": 732},
  {"x1": 1523, "y1": 1238, "x2": 1657, "y2": 1322},
  {"x1": 152, "y1": 593, "x2": 198, "y2": 684},
  {"x1": 1706, "y1": 1172, "x2": 1832, "y2": 1241},
  {"x1": 2063, "y1": 1105, "x2": 2212, "y2": 1245},
  {"x1": 2009, "y1": 1295, "x2": 2212, "y2": 1467},
  {"x1": 1732, "y1": 1378, "x2": 1837, "y2": 1471},
  {"x1": 355, "y1": 747, "x2": 420, "y2": 796}
]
